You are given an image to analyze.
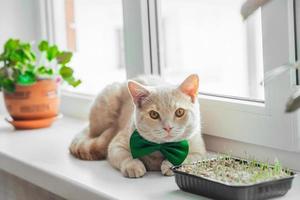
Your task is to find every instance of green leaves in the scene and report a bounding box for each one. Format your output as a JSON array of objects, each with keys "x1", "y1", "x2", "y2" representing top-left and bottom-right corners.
[
  {"x1": 41, "y1": 40, "x2": 81, "y2": 87},
  {"x1": 2, "y1": 39, "x2": 35, "y2": 66},
  {"x1": 4, "y1": 39, "x2": 20, "y2": 52},
  {"x1": 64, "y1": 77, "x2": 82, "y2": 87},
  {"x1": 0, "y1": 39, "x2": 37, "y2": 91},
  {"x1": 47, "y1": 45, "x2": 59, "y2": 61},
  {"x1": 17, "y1": 71, "x2": 36, "y2": 85},
  {"x1": 57, "y1": 51, "x2": 72, "y2": 64},
  {"x1": 23, "y1": 48, "x2": 35, "y2": 61},
  {"x1": 59, "y1": 66, "x2": 73, "y2": 78},
  {"x1": 0, "y1": 53, "x2": 4, "y2": 61},
  {"x1": 38, "y1": 40, "x2": 48, "y2": 51},
  {"x1": 1, "y1": 78, "x2": 15, "y2": 93},
  {"x1": 59, "y1": 66, "x2": 81, "y2": 87},
  {"x1": 0, "y1": 38, "x2": 81, "y2": 92},
  {"x1": 37, "y1": 66, "x2": 54, "y2": 76},
  {"x1": 38, "y1": 40, "x2": 59, "y2": 61}
]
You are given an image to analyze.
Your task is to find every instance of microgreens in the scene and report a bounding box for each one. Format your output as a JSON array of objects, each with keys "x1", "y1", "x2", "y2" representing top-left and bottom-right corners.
[{"x1": 179, "y1": 155, "x2": 291, "y2": 185}]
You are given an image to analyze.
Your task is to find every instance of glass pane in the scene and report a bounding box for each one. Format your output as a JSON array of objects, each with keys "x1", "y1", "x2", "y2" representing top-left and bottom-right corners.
[
  {"x1": 159, "y1": 0, "x2": 264, "y2": 101},
  {"x1": 65, "y1": 0, "x2": 125, "y2": 95}
]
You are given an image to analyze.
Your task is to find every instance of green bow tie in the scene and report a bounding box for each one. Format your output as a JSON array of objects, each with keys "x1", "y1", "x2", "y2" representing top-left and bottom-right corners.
[{"x1": 130, "y1": 129, "x2": 189, "y2": 166}]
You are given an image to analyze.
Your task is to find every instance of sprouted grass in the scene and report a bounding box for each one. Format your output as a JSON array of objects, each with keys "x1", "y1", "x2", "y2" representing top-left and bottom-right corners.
[{"x1": 178, "y1": 156, "x2": 292, "y2": 185}]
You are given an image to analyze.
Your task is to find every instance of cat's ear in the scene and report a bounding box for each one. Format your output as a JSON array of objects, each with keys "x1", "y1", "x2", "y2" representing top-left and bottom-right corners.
[
  {"x1": 128, "y1": 81, "x2": 150, "y2": 107},
  {"x1": 178, "y1": 74, "x2": 199, "y2": 103}
]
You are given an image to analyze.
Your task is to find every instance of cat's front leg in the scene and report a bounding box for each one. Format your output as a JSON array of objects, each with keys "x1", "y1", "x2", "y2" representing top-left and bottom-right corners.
[
  {"x1": 160, "y1": 152, "x2": 205, "y2": 176},
  {"x1": 120, "y1": 158, "x2": 146, "y2": 178},
  {"x1": 161, "y1": 160, "x2": 174, "y2": 176},
  {"x1": 107, "y1": 133, "x2": 146, "y2": 178},
  {"x1": 184, "y1": 152, "x2": 204, "y2": 164},
  {"x1": 183, "y1": 133, "x2": 206, "y2": 165}
]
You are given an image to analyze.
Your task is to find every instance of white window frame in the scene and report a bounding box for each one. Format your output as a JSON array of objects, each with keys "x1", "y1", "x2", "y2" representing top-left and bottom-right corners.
[
  {"x1": 146, "y1": 0, "x2": 299, "y2": 150},
  {"x1": 128, "y1": 0, "x2": 300, "y2": 168},
  {"x1": 39, "y1": 0, "x2": 300, "y2": 169}
]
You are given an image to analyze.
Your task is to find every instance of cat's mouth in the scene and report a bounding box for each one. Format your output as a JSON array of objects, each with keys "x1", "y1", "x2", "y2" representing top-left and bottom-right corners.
[
  {"x1": 164, "y1": 134, "x2": 173, "y2": 140},
  {"x1": 163, "y1": 131, "x2": 191, "y2": 142},
  {"x1": 162, "y1": 129, "x2": 177, "y2": 139},
  {"x1": 162, "y1": 132, "x2": 184, "y2": 142}
]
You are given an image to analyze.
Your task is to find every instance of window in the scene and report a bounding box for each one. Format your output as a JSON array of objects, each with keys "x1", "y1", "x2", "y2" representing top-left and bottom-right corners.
[
  {"x1": 159, "y1": 0, "x2": 264, "y2": 101},
  {"x1": 145, "y1": 0, "x2": 299, "y2": 152},
  {"x1": 47, "y1": 0, "x2": 300, "y2": 162},
  {"x1": 52, "y1": 0, "x2": 126, "y2": 95}
]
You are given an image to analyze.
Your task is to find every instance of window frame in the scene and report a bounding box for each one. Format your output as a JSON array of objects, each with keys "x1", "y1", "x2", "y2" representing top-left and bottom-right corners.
[
  {"x1": 41, "y1": 0, "x2": 300, "y2": 169},
  {"x1": 146, "y1": 0, "x2": 300, "y2": 152}
]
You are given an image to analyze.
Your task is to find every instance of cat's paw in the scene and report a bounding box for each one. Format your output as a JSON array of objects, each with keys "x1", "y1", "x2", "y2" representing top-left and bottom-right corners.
[
  {"x1": 161, "y1": 160, "x2": 174, "y2": 176},
  {"x1": 69, "y1": 137, "x2": 104, "y2": 160},
  {"x1": 121, "y1": 159, "x2": 146, "y2": 178}
]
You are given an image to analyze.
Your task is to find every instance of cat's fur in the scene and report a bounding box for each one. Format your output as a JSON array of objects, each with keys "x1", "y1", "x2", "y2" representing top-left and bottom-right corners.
[{"x1": 69, "y1": 74, "x2": 206, "y2": 178}]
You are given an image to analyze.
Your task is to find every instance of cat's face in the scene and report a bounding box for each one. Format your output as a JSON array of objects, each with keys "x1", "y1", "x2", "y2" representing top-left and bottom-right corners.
[{"x1": 128, "y1": 74, "x2": 200, "y2": 143}]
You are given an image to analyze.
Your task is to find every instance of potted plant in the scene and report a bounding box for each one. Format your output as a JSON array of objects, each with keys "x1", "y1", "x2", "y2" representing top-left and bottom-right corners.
[
  {"x1": 0, "y1": 38, "x2": 81, "y2": 129},
  {"x1": 172, "y1": 155, "x2": 295, "y2": 200}
]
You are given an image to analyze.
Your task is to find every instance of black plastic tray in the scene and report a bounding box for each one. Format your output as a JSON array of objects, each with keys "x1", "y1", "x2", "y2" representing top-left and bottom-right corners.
[{"x1": 172, "y1": 158, "x2": 296, "y2": 200}]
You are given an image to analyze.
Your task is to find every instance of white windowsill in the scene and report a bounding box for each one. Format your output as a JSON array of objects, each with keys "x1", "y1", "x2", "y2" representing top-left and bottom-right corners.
[
  {"x1": 0, "y1": 115, "x2": 300, "y2": 200},
  {"x1": 0, "y1": 115, "x2": 203, "y2": 200}
]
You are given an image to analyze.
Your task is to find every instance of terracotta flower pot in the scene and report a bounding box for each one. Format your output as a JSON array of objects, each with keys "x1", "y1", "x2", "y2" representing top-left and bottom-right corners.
[{"x1": 3, "y1": 79, "x2": 60, "y2": 121}]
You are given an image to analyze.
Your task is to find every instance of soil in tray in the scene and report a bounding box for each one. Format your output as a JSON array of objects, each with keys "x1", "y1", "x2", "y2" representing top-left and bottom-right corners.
[{"x1": 178, "y1": 157, "x2": 292, "y2": 186}]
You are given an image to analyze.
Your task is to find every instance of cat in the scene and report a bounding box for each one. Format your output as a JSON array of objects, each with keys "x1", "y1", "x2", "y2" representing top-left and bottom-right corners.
[{"x1": 69, "y1": 74, "x2": 206, "y2": 178}]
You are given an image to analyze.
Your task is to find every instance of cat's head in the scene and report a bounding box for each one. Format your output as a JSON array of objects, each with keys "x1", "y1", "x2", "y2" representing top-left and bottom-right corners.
[{"x1": 128, "y1": 74, "x2": 200, "y2": 143}]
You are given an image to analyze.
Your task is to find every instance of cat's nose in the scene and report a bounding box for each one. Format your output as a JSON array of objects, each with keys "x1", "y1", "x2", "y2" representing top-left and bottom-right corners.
[{"x1": 163, "y1": 126, "x2": 173, "y2": 133}]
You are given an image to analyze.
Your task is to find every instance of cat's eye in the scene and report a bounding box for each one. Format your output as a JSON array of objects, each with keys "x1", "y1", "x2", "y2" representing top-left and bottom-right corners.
[
  {"x1": 149, "y1": 110, "x2": 160, "y2": 119},
  {"x1": 175, "y1": 108, "x2": 185, "y2": 117}
]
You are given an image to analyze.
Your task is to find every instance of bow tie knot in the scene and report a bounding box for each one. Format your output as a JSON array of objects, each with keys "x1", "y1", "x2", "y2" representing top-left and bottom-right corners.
[{"x1": 130, "y1": 129, "x2": 189, "y2": 166}]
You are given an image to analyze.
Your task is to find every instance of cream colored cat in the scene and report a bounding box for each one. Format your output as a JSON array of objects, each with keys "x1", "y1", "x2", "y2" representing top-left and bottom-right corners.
[{"x1": 69, "y1": 74, "x2": 206, "y2": 178}]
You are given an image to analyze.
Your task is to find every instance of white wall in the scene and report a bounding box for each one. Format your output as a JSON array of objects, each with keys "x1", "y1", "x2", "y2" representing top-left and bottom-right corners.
[
  {"x1": 0, "y1": 169, "x2": 64, "y2": 200},
  {"x1": 0, "y1": 0, "x2": 42, "y2": 47},
  {"x1": 0, "y1": 0, "x2": 42, "y2": 114}
]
